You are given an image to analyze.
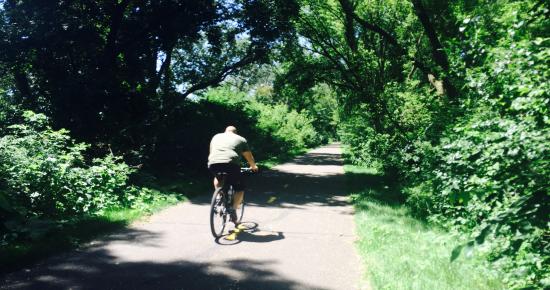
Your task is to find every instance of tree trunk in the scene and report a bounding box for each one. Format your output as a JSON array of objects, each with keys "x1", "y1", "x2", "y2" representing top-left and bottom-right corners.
[
  {"x1": 13, "y1": 68, "x2": 34, "y2": 107},
  {"x1": 103, "y1": 0, "x2": 131, "y2": 67},
  {"x1": 410, "y1": 0, "x2": 458, "y2": 100}
]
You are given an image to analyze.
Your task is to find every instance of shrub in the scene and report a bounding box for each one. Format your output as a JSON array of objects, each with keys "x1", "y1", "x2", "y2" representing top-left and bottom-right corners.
[
  {"x1": 0, "y1": 112, "x2": 133, "y2": 234},
  {"x1": 0, "y1": 95, "x2": 20, "y2": 135},
  {"x1": 252, "y1": 102, "x2": 320, "y2": 149},
  {"x1": 206, "y1": 86, "x2": 322, "y2": 152},
  {"x1": 340, "y1": 2, "x2": 549, "y2": 288},
  {"x1": 338, "y1": 106, "x2": 379, "y2": 166},
  {"x1": 401, "y1": 27, "x2": 549, "y2": 290}
]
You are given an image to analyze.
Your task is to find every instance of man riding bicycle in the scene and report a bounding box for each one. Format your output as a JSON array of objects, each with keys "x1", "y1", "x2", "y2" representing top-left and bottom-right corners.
[{"x1": 208, "y1": 126, "x2": 258, "y2": 227}]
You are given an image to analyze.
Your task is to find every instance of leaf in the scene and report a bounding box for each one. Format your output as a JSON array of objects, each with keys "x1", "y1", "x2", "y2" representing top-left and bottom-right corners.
[
  {"x1": 450, "y1": 244, "x2": 463, "y2": 262},
  {"x1": 475, "y1": 225, "x2": 492, "y2": 245}
]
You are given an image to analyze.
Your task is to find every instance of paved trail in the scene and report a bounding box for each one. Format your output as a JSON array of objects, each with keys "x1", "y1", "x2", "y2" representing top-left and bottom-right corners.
[{"x1": 1, "y1": 144, "x2": 364, "y2": 290}]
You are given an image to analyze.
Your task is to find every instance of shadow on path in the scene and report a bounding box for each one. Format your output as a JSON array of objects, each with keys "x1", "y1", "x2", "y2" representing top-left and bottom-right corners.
[
  {"x1": 1, "y1": 144, "x2": 347, "y2": 290},
  {"x1": 191, "y1": 147, "x2": 349, "y2": 210},
  {"x1": 215, "y1": 222, "x2": 285, "y2": 245},
  {"x1": 1, "y1": 225, "x2": 323, "y2": 290},
  {"x1": 190, "y1": 171, "x2": 350, "y2": 209},
  {"x1": 289, "y1": 153, "x2": 344, "y2": 166},
  {"x1": 1, "y1": 246, "x2": 324, "y2": 290}
]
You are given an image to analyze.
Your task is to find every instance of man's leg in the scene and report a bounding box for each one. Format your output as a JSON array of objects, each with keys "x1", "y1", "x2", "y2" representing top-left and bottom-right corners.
[
  {"x1": 229, "y1": 165, "x2": 244, "y2": 226},
  {"x1": 229, "y1": 190, "x2": 244, "y2": 227},
  {"x1": 213, "y1": 177, "x2": 220, "y2": 189},
  {"x1": 233, "y1": 191, "x2": 244, "y2": 209}
]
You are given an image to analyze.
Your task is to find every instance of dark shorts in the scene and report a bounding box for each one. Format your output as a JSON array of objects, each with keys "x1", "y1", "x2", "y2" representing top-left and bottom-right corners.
[{"x1": 208, "y1": 163, "x2": 245, "y2": 191}]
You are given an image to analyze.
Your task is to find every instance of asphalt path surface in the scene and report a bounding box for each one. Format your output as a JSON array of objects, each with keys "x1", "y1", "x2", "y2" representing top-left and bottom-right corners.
[{"x1": 1, "y1": 144, "x2": 365, "y2": 290}]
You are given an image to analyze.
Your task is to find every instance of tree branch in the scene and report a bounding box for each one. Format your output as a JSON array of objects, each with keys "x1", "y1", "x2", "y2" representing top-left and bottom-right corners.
[
  {"x1": 410, "y1": 0, "x2": 449, "y2": 71},
  {"x1": 179, "y1": 51, "x2": 257, "y2": 99},
  {"x1": 338, "y1": 0, "x2": 358, "y2": 52},
  {"x1": 338, "y1": 0, "x2": 458, "y2": 99},
  {"x1": 299, "y1": 14, "x2": 363, "y2": 90},
  {"x1": 103, "y1": 0, "x2": 131, "y2": 65},
  {"x1": 299, "y1": 43, "x2": 360, "y2": 92},
  {"x1": 151, "y1": 40, "x2": 176, "y2": 93}
]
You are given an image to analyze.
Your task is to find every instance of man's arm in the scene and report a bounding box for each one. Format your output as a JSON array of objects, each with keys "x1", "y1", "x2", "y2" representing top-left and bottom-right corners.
[{"x1": 242, "y1": 151, "x2": 258, "y2": 172}]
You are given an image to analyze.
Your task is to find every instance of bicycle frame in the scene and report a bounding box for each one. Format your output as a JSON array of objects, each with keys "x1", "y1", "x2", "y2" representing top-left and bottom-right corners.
[
  {"x1": 215, "y1": 173, "x2": 234, "y2": 206},
  {"x1": 210, "y1": 168, "x2": 253, "y2": 238}
]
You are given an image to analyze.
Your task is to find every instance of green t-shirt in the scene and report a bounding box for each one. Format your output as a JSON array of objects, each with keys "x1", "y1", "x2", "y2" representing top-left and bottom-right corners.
[{"x1": 207, "y1": 132, "x2": 250, "y2": 166}]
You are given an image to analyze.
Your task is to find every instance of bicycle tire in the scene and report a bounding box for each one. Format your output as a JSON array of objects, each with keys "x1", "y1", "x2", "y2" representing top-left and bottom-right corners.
[{"x1": 210, "y1": 187, "x2": 227, "y2": 238}]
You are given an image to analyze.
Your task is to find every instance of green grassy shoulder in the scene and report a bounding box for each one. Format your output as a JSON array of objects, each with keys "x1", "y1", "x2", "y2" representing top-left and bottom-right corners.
[
  {"x1": 345, "y1": 164, "x2": 504, "y2": 290},
  {"x1": 0, "y1": 182, "x2": 193, "y2": 274}
]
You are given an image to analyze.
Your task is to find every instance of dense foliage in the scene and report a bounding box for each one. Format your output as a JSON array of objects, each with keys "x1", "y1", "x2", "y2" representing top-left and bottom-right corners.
[
  {"x1": 409, "y1": 7, "x2": 549, "y2": 286},
  {"x1": 275, "y1": 0, "x2": 548, "y2": 288},
  {"x1": 146, "y1": 86, "x2": 325, "y2": 173},
  {"x1": 0, "y1": 0, "x2": 547, "y2": 287},
  {"x1": 205, "y1": 85, "x2": 323, "y2": 149},
  {"x1": 0, "y1": 111, "x2": 134, "y2": 242},
  {"x1": 0, "y1": 0, "x2": 299, "y2": 167}
]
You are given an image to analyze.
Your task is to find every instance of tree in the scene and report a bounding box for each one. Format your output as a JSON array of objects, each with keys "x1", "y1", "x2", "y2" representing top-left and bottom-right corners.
[{"x1": 0, "y1": 0, "x2": 298, "y2": 151}]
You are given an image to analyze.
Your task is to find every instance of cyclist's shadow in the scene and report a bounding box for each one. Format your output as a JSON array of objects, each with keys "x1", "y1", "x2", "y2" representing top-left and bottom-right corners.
[{"x1": 215, "y1": 222, "x2": 285, "y2": 245}]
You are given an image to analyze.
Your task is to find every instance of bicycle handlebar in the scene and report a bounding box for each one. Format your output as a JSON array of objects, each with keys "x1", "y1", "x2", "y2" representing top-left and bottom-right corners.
[{"x1": 241, "y1": 167, "x2": 257, "y2": 174}]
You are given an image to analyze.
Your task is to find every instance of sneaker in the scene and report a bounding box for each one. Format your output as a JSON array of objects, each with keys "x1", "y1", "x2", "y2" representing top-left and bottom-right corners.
[
  {"x1": 225, "y1": 232, "x2": 238, "y2": 241},
  {"x1": 224, "y1": 228, "x2": 242, "y2": 241}
]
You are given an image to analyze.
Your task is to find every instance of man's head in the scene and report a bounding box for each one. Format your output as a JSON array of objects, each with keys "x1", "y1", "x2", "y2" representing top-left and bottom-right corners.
[{"x1": 225, "y1": 126, "x2": 237, "y2": 134}]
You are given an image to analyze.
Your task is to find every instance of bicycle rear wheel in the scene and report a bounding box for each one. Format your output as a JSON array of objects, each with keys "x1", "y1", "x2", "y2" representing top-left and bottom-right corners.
[{"x1": 210, "y1": 188, "x2": 227, "y2": 238}]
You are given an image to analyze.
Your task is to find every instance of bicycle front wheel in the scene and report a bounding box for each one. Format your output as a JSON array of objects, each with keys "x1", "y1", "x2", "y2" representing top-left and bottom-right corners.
[{"x1": 210, "y1": 188, "x2": 227, "y2": 238}]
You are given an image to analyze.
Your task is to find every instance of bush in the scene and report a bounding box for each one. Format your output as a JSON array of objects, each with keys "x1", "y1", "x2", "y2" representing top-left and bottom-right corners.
[
  {"x1": 206, "y1": 86, "x2": 323, "y2": 151},
  {"x1": 0, "y1": 111, "x2": 133, "y2": 239},
  {"x1": 425, "y1": 112, "x2": 549, "y2": 288},
  {"x1": 340, "y1": 2, "x2": 549, "y2": 288},
  {"x1": 0, "y1": 95, "x2": 20, "y2": 135},
  {"x1": 338, "y1": 105, "x2": 379, "y2": 166},
  {"x1": 339, "y1": 80, "x2": 446, "y2": 177},
  {"x1": 401, "y1": 21, "x2": 549, "y2": 290},
  {"x1": 252, "y1": 102, "x2": 320, "y2": 149}
]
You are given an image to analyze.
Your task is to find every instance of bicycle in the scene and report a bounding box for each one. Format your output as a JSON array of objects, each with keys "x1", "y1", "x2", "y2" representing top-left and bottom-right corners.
[{"x1": 209, "y1": 167, "x2": 255, "y2": 238}]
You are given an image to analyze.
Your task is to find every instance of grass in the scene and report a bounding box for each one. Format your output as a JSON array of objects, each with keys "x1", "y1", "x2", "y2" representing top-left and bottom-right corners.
[
  {"x1": 345, "y1": 165, "x2": 504, "y2": 290},
  {"x1": 0, "y1": 185, "x2": 189, "y2": 274}
]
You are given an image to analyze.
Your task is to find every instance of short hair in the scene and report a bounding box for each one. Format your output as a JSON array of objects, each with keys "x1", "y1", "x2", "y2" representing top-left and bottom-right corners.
[{"x1": 225, "y1": 126, "x2": 237, "y2": 133}]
